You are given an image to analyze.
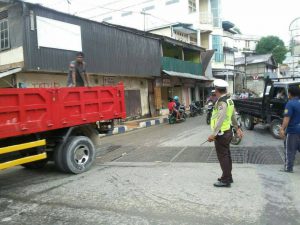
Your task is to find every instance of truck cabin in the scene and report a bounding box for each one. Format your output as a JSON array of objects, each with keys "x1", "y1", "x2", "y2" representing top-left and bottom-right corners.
[{"x1": 263, "y1": 80, "x2": 300, "y2": 117}]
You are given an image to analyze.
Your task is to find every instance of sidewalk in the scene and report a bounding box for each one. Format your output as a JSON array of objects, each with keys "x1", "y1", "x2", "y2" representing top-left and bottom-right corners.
[{"x1": 99, "y1": 115, "x2": 169, "y2": 137}]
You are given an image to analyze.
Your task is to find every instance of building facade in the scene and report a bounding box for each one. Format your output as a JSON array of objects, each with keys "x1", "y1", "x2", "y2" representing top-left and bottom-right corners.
[
  {"x1": 89, "y1": 0, "x2": 224, "y2": 79},
  {"x1": 0, "y1": 0, "x2": 162, "y2": 119},
  {"x1": 235, "y1": 54, "x2": 277, "y2": 95},
  {"x1": 105, "y1": 23, "x2": 211, "y2": 110},
  {"x1": 233, "y1": 34, "x2": 260, "y2": 57},
  {"x1": 0, "y1": 0, "x2": 211, "y2": 118}
]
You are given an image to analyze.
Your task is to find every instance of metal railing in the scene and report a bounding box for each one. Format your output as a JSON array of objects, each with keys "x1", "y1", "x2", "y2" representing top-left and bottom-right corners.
[{"x1": 161, "y1": 57, "x2": 202, "y2": 75}]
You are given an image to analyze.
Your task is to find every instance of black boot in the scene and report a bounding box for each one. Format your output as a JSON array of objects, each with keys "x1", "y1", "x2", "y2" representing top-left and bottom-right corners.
[
  {"x1": 218, "y1": 177, "x2": 234, "y2": 183},
  {"x1": 214, "y1": 180, "x2": 231, "y2": 187}
]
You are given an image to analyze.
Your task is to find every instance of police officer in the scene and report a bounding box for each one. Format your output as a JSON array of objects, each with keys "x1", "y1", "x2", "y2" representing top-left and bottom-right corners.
[
  {"x1": 279, "y1": 86, "x2": 300, "y2": 172},
  {"x1": 208, "y1": 79, "x2": 243, "y2": 187}
]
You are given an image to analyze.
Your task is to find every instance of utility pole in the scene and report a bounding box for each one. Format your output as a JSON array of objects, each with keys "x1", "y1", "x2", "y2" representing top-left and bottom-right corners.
[
  {"x1": 66, "y1": 0, "x2": 71, "y2": 14},
  {"x1": 140, "y1": 10, "x2": 150, "y2": 31},
  {"x1": 244, "y1": 53, "x2": 247, "y2": 89}
]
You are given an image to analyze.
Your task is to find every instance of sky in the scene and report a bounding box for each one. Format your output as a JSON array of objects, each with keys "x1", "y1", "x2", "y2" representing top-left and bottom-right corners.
[
  {"x1": 222, "y1": 0, "x2": 300, "y2": 45},
  {"x1": 26, "y1": 0, "x2": 300, "y2": 45}
]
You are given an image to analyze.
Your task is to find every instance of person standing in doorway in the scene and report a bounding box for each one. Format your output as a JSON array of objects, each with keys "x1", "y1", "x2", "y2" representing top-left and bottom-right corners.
[
  {"x1": 67, "y1": 52, "x2": 90, "y2": 87},
  {"x1": 208, "y1": 79, "x2": 243, "y2": 187},
  {"x1": 279, "y1": 86, "x2": 300, "y2": 172}
]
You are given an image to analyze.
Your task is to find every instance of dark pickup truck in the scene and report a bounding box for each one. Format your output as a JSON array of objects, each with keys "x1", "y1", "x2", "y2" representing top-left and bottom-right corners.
[{"x1": 233, "y1": 77, "x2": 300, "y2": 139}]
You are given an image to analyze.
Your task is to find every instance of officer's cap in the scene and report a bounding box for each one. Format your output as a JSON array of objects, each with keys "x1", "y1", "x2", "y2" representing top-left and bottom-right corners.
[{"x1": 213, "y1": 79, "x2": 228, "y2": 88}]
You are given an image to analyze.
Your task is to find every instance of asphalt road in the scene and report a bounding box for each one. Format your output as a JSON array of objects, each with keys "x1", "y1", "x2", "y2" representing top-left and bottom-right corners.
[{"x1": 1, "y1": 116, "x2": 300, "y2": 225}]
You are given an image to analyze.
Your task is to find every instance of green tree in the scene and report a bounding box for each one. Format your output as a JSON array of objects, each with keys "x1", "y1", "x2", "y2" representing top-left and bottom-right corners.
[{"x1": 255, "y1": 36, "x2": 288, "y2": 64}]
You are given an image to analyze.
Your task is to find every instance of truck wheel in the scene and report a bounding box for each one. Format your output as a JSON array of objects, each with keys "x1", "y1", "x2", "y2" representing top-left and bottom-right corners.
[
  {"x1": 270, "y1": 119, "x2": 281, "y2": 139},
  {"x1": 244, "y1": 115, "x2": 254, "y2": 130},
  {"x1": 168, "y1": 115, "x2": 176, "y2": 124},
  {"x1": 61, "y1": 136, "x2": 95, "y2": 174},
  {"x1": 54, "y1": 141, "x2": 68, "y2": 173},
  {"x1": 21, "y1": 159, "x2": 48, "y2": 169}
]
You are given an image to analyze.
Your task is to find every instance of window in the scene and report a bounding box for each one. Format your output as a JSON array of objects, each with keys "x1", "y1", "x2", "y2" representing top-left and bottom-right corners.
[
  {"x1": 245, "y1": 40, "x2": 250, "y2": 48},
  {"x1": 212, "y1": 35, "x2": 223, "y2": 62},
  {"x1": 174, "y1": 31, "x2": 188, "y2": 42},
  {"x1": 188, "y1": 0, "x2": 196, "y2": 13},
  {"x1": 272, "y1": 87, "x2": 287, "y2": 100},
  {"x1": 166, "y1": 0, "x2": 179, "y2": 5},
  {"x1": 0, "y1": 19, "x2": 9, "y2": 51},
  {"x1": 190, "y1": 36, "x2": 197, "y2": 44}
]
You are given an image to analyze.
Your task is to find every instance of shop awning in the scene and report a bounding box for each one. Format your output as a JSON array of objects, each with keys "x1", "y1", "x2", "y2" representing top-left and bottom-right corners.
[
  {"x1": 163, "y1": 70, "x2": 213, "y2": 81},
  {"x1": 0, "y1": 67, "x2": 22, "y2": 79}
]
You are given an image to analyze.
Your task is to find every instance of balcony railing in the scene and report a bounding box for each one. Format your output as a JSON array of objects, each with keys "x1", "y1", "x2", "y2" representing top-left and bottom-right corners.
[{"x1": 161, "y1": 57, "x2": 202, "y2": 75}]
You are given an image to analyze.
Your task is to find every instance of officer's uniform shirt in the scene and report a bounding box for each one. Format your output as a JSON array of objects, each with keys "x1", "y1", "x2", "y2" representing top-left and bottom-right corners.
[{"x1": 212, "y1": 94, "x2": 239, "y2": 136}]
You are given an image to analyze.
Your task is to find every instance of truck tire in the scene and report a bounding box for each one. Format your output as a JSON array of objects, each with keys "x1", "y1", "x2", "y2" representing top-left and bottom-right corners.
[
  {"x1": 21, "y1": 159, "x2": 48, "y2": 169},
  {"x1": 61, "y1": 136, "x2": 95, "y2": 174},
  {"x1": 270, "y1": 119, "x2": 281, "y2": 139},
  {"x1": 54, "y1": 141, "x2": 68, "y2": 173},
  {"x1": 244, "y1": 115, "x2": 254, "y2": 130}
]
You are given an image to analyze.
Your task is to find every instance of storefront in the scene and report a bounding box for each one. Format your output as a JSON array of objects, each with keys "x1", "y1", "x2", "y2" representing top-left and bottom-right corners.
[{"x1": 154, "y1": 72, "x2": 213, "y2": 114}]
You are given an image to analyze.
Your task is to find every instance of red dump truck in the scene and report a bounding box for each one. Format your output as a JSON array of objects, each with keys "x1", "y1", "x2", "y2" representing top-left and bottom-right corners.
[{"x1": 0, "y1": 83, "x2": 126, "y2": 173}]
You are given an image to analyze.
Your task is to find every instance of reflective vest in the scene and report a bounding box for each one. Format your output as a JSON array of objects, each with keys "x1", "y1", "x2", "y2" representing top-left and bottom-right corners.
[{"x1": 210, "y1": 96, "x2": 234, "y2": 132}]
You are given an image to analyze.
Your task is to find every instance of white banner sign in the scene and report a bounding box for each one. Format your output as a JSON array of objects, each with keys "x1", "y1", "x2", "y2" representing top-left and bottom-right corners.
[{"x1": 36, "y1": 16, "x2": 82, "y2": 51}]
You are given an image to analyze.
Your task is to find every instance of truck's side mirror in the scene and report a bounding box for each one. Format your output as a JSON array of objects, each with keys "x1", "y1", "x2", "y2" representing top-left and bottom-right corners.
[{"x1": 265, "y1": 85, "x2": 271, "y2": 95}]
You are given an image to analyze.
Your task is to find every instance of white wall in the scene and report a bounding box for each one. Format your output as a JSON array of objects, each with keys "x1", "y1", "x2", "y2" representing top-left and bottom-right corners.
[
  {"x1": 0, "y1": 47, "x2": 24, "y2": 67},
  {"x1": 99, "y1": 0, "x2": 192, "y2": 31},
  {"x1": 233, "y1": 35, "x2": 260, "y2": 52}
]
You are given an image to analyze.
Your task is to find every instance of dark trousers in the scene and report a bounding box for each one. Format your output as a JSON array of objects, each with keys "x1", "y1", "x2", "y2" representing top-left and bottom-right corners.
[
  {"x1": 284, "y1": 133, "x2": 300, "y2": 171},
  {"x1": 214, "y1": 130, "x2": 233, "y2": 182}
]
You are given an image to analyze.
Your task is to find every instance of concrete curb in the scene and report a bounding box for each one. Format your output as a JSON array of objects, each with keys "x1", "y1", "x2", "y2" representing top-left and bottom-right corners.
[
  {"x1": 139, "y1": 117, "x2": 168, "y2": 128},
  {"x1": 99, "y1": 117, "x2": 168, "y2": 138}
]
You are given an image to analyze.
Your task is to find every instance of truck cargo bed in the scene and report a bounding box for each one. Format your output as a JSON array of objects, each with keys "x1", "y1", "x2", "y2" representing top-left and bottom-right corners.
[
  {"x1": 0, "y1": 84, "x2": 126, "y2": 139},
  {"x1": 233, "y1": 98, "x2": 263, "y2": 117}
]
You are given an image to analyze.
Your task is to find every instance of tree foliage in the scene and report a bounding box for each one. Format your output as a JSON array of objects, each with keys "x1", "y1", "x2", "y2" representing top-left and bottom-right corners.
[{"x1": 255, "y1": 36, "x2": 288, "y2": 64}]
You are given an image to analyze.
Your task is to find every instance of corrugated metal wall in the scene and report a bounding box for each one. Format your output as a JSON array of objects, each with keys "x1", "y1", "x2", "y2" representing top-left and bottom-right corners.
[
  {"x1": 22, "y1": 4, "x2": 161, "y2": 77},
  {"x1": 6, "y1": 4, "x2": 23, "y2": 49}
]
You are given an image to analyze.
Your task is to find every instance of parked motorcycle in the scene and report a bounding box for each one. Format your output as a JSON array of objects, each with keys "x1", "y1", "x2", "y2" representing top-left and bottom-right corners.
[
  {"x1": 231, "y1": 113, "x2": 243, "y2": 145},
  {"x1": 206, "y1": 101, "x2": 214, "y2": 125},
  {"x1": 168, "y1": 105, "x2": 187, "y2": 124},
  {"x1": 189, "y1": 101, "x2": 203, "y2": 117}
]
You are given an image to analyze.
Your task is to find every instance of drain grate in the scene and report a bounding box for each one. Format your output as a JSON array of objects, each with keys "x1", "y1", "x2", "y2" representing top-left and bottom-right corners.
[
  {"x1": 246, "y1": 147, "x2": 284, "y2": 164},
  {"x1": 207, "y1": 148, "x2": 246, "y2": 163},
  {"x1": 206, "y1": 146, "x2": 284, "y2": 164}
]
